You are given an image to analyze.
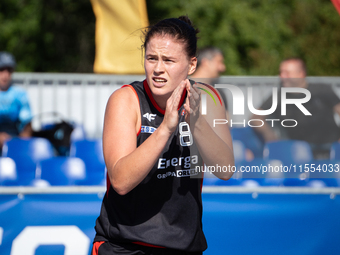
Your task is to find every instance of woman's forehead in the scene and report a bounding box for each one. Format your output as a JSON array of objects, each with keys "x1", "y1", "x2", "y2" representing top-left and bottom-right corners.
[{"x1": 145, "y1": 34, "x2": 186, "y2": 54}]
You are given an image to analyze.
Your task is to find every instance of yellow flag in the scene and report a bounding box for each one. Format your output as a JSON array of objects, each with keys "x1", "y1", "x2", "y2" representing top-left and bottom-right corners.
[{"x1": 91, "y1": 0, "x2": 149, "y2": 74}]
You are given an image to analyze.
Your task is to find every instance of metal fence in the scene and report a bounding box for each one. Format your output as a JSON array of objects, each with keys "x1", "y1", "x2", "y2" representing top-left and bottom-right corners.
[
  {"x1": 12, "y1": 73, "x2": 144, "y2": 138},
  {"x1": 12, "y1": 73, "x2": 340, "y2": 138}
]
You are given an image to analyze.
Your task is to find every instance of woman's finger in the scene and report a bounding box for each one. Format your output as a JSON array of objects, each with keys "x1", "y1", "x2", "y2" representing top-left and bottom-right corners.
[{"x1": 167, "y1": 81, "x2": 185, "y2": 109}]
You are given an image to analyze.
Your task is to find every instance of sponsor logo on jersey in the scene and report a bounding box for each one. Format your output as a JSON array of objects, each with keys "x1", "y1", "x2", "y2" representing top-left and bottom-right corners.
[
  {"x1": 143, "y1": 113, "x2": 156, "y2": 122},
  {"x1": 176, "y1": 169, "x2": 199, "y2": 177},
  {"x1": 157, "y1": 155, "x2": 198, "y2": 169},
  {"x1": 156, "y1": 169, "x2": 199, "y2": 179},
  {"x1": 141, "y1": 126, "x2": 157, "y2": 134},
  {"x1": 157, "y1": 171, "x2": 177, "y2": 179}
]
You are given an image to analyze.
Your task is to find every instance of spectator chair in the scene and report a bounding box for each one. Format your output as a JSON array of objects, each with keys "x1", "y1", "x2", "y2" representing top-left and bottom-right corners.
[
  {"x1": 69, "y1": 139, "x2": 106, "y2": 185},
  {"x1": 1, "y1": 137, "x2": 55, "y2": 185},
  {"x1": 0, "y1": 157, "x2": 17, "y2": 186},
  {"x1": 38, "y1": 156, "x2": 86, "y2": 186},
  {"x1": 263, "y1": 140, "x2": 314, "y2": 186}
]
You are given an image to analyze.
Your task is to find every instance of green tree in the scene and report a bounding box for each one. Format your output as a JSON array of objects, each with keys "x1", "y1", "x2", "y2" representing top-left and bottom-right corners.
[
  {"x1": 1, "y1": 0, "x2": 339, "y2": 75},
  {"x1": 146, "y1": 0, "x2": 340, "y2": 76},
  {"x1": 0, "y1": 0, "x2": 95, "y2": 72}
]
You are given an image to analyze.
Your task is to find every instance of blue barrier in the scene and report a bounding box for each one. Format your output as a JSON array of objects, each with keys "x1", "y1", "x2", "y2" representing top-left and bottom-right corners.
[
  {"x1": 203, "y1": 191, "x2": 340, "y2": 255},
  {"x1": 0, "y1": 187, "x2": 339, "y2": 255}
]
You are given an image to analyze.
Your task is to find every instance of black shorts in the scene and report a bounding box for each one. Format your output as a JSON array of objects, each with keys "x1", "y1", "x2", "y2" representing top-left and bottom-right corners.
[{"x1": 92, "y1": 241, "x2": 203, "y2": 255}]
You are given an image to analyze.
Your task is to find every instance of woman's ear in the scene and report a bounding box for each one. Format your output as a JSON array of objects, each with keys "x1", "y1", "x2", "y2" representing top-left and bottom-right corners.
[{"x1": 188, "y1": 57, "x2": 197, "y2": 75}]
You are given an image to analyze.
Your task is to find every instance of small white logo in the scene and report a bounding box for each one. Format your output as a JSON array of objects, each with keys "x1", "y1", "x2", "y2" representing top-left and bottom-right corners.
[{"x1": 143, "y1": 113, "x2": 156, "y2": 122}]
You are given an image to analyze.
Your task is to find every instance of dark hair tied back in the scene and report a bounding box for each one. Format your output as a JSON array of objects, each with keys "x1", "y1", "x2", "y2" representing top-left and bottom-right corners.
[{"x1": 143, "y1": 15, "x2": 199, "y2": 59}]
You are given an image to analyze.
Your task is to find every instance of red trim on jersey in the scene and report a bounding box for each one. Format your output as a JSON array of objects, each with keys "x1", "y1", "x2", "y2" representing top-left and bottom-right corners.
[
  {"x1": 179, "y1": 89, "x2": 187, "y2": 109},
  {"x1": 197, "y1": 82, "x2": 223, "y2": 106},
  {"x1": 121, "y1": 85, "x2": 141, "y2": 136},
  {"x1": 133, "y1": 241, "x2": 165, "y2": 248},
  {"x1": 91, "y1": 241, "x2": 105, "y2": 255},
  {"x1": 143, "y1": 80, "x2": 187, "y2": 115}
]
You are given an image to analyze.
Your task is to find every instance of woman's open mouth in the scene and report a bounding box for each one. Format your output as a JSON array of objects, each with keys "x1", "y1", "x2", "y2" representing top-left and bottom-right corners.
[{"x1": 153, "y1": 77, "x2": 167, "y2": 87}]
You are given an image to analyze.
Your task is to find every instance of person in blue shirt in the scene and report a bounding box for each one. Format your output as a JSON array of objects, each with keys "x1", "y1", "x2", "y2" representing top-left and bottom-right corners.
[{"x1": 0, "y1": 52, "x2": 33, "y2": 152}]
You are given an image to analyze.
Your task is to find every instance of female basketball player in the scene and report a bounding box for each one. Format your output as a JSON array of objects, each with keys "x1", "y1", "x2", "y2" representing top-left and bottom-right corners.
[{"x1": 92, "y1": 16, "x2": 234, "y2": 255}]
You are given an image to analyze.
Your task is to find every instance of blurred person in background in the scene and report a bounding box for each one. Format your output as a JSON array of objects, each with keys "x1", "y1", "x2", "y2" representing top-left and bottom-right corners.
[
  {"x1": 191, "y1": 46, "x2": 229, "y2": 118},
  {"x1": 190, "y1": 46, "x2": 226, "y2": 84},
  {"x1": 0, "y1": 52, "x2": 32, "y2": 153},
  {"x1": 252, "y1": 58, "x2": 340, "y2": 158}
]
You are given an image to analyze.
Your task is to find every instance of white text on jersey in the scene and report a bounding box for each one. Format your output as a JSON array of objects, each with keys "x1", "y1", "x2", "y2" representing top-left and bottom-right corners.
[
  {"x1": 157, "y1": 155, "x2": 198, "y2": 169},
  {"x1": 143, "y1": 113, "x2": 156, "y2": 122}
]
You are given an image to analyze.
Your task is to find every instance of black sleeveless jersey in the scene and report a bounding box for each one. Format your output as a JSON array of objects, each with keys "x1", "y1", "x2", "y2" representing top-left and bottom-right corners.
[{"x1": 93, "y1": 80, "x2": 207, "y2": 252}]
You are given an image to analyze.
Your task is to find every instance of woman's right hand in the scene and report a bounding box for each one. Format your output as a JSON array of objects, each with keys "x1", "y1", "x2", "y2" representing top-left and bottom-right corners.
[{"x1": 162, "y1": 80, "x2": 186, "y2": 134}]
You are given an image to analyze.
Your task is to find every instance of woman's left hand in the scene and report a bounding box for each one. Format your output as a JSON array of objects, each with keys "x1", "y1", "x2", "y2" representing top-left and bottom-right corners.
[{"x1": 184, "y1": 80, "x2": 201, "y2": 125}]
